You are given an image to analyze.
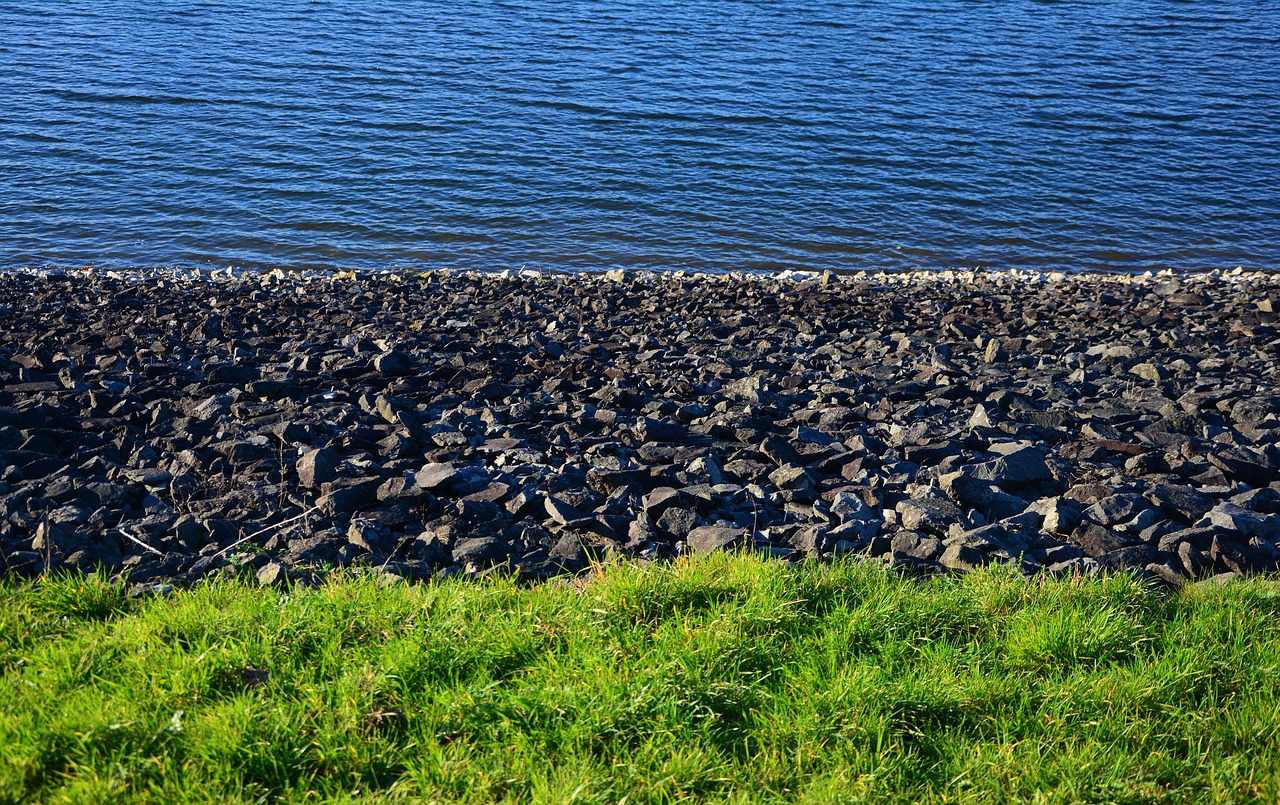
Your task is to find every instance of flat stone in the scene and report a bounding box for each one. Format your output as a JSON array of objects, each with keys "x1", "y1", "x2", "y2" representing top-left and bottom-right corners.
[
  {"x1": 296, "y1": 447, "x2": 338, "y2": 489},
  {"x1": 451, "y1": 537, "x2": 511, "y2": 567},
  {"x1": 963, "y1": 447, "x2": 1052, "y2": 488},
  {"x1": 895, "y1": 496, "x2": 965, "y2": 534},
  {"x1": 940, "y1": 542, "x2": 984, "y2": 572},
  {"x1": 1084, "y1": 493, "x2": 1152, "y2": 527},
  {"x1": 1196, "y1": 502, "x2": 1280, "y2": 541},
  {"x1": 686, "y1": 524, "x2": 748, "y2": 554}
]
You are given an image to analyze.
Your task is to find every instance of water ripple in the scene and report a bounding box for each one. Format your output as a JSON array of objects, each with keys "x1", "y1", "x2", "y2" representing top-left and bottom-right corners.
[{"x1": 1, "y1": 0, "x2": 1278, "y2": 273}]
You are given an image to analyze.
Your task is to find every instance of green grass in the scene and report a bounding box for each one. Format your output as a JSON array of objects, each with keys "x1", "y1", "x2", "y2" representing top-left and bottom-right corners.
[{"x1": 3, "y1": 557, "x2": 1280, "y2": 804}]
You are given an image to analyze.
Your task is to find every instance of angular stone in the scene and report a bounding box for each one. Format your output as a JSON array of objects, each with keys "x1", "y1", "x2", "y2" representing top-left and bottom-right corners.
[
  {"x1": 446, "y1": 537, "x2": 504, "y2": 568},
  {"x1": 686, "y1": 524, "x2": 748, "y2": 554},
  {"x1": 1068, "y1": 524, "x2": 1135, "y2": 558},
  {"x1": 656, "y1": 507, "x2": 697, "y2": 539},
  {"x1": 255, "y1": 561, "x2": 288, "y2": 586},
  {"x1": 939, "y1": 471, "x2": 1028, "y2": 521},
  {"x1": 963, "y1": 447, "x2": 1051, "y2": 488},
  {"x1": 296, "y1": 447, "x2": 337, "y2": 489},
  {"x1": 767, "y1": 465, "x2": 812, "y2": 491},
  {"x1": 645, "y1": 486, "x2": 686, "y2": 517},
  {"x1": 1145, "y1": 483, "x2": 1216, "y2": 523},
  {"x1": 830, "y1": 490, "x2": 876, "y2": 523},
  {"x1": 1094, "y1": 545, "x2": 1158, "y2": 572},
  {"x1": 895, "y1": 496, "x2": 965, "y2": 535},
  {"x1": 373, "y1": 350, "x2": 413, "y2": 376},
  {"x1": 1196, "y1": 503, "x2": 1280, "y2": 541},
  {"x1": 1026, "y1": 496, "x2": 1081, "y2": 535},
  {"x1": 1084, "y1": 494, "x2": 1153, "y2": 528},
  {"x1": 940, "y1": 542, "x2": 984, "y2": 571},
  {"x1": 414, "y1": 462, "x2": 459, "y2": 491},
  {"x1": 760, "y1": 435, "x2": 804, "y2": 468}
]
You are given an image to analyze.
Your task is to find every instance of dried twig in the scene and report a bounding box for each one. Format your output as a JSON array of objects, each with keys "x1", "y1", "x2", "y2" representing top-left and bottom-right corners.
[
  {"x1": 116, "y1": 528, "x2": 163, "y2": 556},
  {"x1": 214, "y1": 506, "x2": 319, "y2": 558}
]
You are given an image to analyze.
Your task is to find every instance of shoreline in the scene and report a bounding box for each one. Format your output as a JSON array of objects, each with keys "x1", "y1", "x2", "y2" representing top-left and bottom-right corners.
[{"x1": 1, "y1": 267, "x2": 1277, "y2": 589}]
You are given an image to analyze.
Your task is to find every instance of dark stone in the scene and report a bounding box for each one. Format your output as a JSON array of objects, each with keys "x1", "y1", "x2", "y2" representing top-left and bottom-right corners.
[
  {"x1": 1145, "y1": 483, "x2": 1216, "y2": 523},
  {"x1": 1068, "y1": 524, "x2": 1135, "y2": 558},
  {"x1": 939, "y1": 542, "x2": 984, "y2": 571},
  {"x1": 451, "y1": 537, "x2": 512, "y2": 567},
  {"x1": 1083, "y1": 494, "x2": 1153, "y2": 528},
  {"x1": 373, "y1": 350, "x2": 414, "y2": 376},
  {"x1": 296, "y1": 447, "x2": 338, "y2": 489},
  {"x1": 1094, "y1": 545, "x2": 1157, "y2": 572},
  {"x1": 686, "y1": 524, "x2": 748, "y2": 553},
  {"x1": 964, "y1": 447, "x2": 1051, "y2": 488}
]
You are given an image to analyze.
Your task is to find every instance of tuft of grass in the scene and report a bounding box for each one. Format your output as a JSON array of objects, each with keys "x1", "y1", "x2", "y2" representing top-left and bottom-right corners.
[{"x1": 2, "y1": 555, "x2": 1279, "y2": 803}]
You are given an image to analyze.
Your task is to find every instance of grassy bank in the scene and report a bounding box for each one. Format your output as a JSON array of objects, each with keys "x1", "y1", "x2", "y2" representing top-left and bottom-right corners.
[{"x1": 3, "y1": 557, "x2": 1280, "y2": 804}]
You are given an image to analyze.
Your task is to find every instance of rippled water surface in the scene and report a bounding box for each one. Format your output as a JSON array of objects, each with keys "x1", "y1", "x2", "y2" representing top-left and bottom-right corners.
[{"x1": 2, "y1": 1, "x2": 1278, "y2": 273}]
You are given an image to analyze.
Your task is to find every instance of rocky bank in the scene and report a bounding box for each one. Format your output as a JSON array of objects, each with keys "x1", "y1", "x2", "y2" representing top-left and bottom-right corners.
[{"x1": 1, "y1": 266, "x2": 1278, "y2": 590}]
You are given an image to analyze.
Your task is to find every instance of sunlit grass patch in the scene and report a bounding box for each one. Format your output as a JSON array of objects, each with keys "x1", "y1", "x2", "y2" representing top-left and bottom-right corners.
[{"x1": 3, "y1": 557, "x2": 1280, "y2": 803}]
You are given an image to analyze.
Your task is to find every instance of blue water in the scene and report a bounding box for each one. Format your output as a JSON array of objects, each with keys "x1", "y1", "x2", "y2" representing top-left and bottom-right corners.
[{"x1": 2, "y1": 2, "x2": 1278, "y2": 274}]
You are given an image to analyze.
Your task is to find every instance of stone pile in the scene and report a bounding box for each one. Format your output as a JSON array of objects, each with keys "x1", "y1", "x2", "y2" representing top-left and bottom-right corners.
[{"x1": 1, "y1": 266, "x2": 1277, "y2": 589}]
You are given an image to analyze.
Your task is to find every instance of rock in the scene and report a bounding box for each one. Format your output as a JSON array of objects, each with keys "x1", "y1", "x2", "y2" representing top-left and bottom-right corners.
[
  {"x1": 346, "y1": 519, "x2": 388, "y2": 553},
  {"x1": 767, "y1": 465, "x2": 812, "y2": 491},
  {"x1": 983, "y1": 339, "x2": 1006, "y2": 363},
  {"x1": 963, "y1": 447, "x2": 1051, "y2": 488},
  {"x1": 549, "y1": 534, "x2": 587, "y2": 569},
  {"x1": 414, "y1": 462, "x2": 459, "y2": 491},
  {"x1": 1145, "y1": 483, "x2": 1216, "y2": 523},
  {"x1": 760, "y1": 435, "x2": 804, "y2": 468},
  {"x1": 1129, "y1": 363, "x2": 1169, "y2": 382},
  {"x1": 655, "y1": 507, "x2": 697, "y2": 539},
  {"x1": 1208, "y1": 447, "x2": 1276, "y2": 487},
  {"x1": 939, "y1": 471, "x2": 1028, "y2": 520},
  {"x1": 1026, "y1": 496, "x2": 1081, "y2": 535},
  {"x1": 544, "y1": 496, "x2": 593, "y2": 528},
  {"x1": 686, "y1": 524, "x2": 748, "y2": 554},
  {"x1": 1196, "y1": 502, "x2": 1280, "y2": 541},
  {"x1": 451, "y1": 537, "x2": 511, "y2": 568},
  {"x1": 1210, "y1": 534, "x2": 1278, "y2": 575},
  {"x1": 1094, "y1": 545, "x2": 1157, "y2": 572},
  {"x1": 1068, "y1": 524, "x2": 1135, "y2": 558},
  {"x1": 642, "y1": 487, "x2": 685, "y2": 519},
  {"x1": 895, "y1": 495, "x2": 966, "y2": 535},
  {"x1": 1083, "y1": 494, "x2": 1152, "y2": 528},
  {"x1": 373, "y1": 350, "x2": 413, "y2": 376},
  {"x1": 296, "y1": 447, "x2": 338, "y2": 489},
  {"x1": 940, "y1": 542, "x2": 984, "y2": 571},
  {"x1": 255, "y1": 561, "x2": 288, "y2": 586}
]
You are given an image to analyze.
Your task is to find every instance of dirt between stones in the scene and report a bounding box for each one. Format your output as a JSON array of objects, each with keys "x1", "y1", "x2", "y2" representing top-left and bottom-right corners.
[{"x1": 1, "y1": 267, "x2": 1278, "y2": 591}]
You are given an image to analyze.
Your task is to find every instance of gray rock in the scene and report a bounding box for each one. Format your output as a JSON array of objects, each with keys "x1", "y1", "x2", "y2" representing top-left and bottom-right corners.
[
  {"x1": 1197, "y1": 502, "x2": 1280, "y2": 541},
  {"x1": 1094, "y1": 545, "x2": 1158, "y2": 572},
  {"x1": 767, "y1": 465, "x2": 812, "y2": 491},
  {"x1": 296, "y1": 447, "x2": 338, "y2": 489},
  {"x1": 1026, "y1": 496, "x2": 1081, "y2": 535},
  {"x1": 549, "y1": 534, "x2": 588, "y2": 569},
  {"x1": 940, "y1": 542, "x2": 984, "y2": 571},
  {"x1": 1084, "y1": 494, "x2": 1152, "y2": 528},
  {"x1": 830, "y1": 490, "x2": 876, "y2": 523},
  {"x1": 451, "y1": 537, "x2": 511, "y2": 567},
  {"x1": 939, "y1": 471, "x2": 1028, "y2": 520},
  {"x1": 1145, "y1": 483, "x2": 1216, "y2": 523},
  {"x1": 895, "y1": 496, "x2": 966, "y2": 534},
  {"x1": 656, "y1": 507, "x2": 697, "y2": 539},
  {"x1": 1068, "y1": 524, "x2": 1135, "y2": 558},
  {"x1": 963, "y1": 447, "x2": 1051, "y2": 488},
  {"x1": 643, "y1": 487, "x2": 685, "y2": 519},
  {"x1": 256, "y1": 561, "x2": 288, "y2": 586},
  {"x1": 687, "y1": 524, "x2": 748, "y2": 554},
  {"x1": 373, "y1": 350, "x2": 413, "y2": 376}
]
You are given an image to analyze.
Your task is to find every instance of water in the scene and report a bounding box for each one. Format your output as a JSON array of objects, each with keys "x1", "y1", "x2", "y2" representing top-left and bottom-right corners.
[{"x1": 2, "y1": 1, "x2": 1278, "y2": 275}]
